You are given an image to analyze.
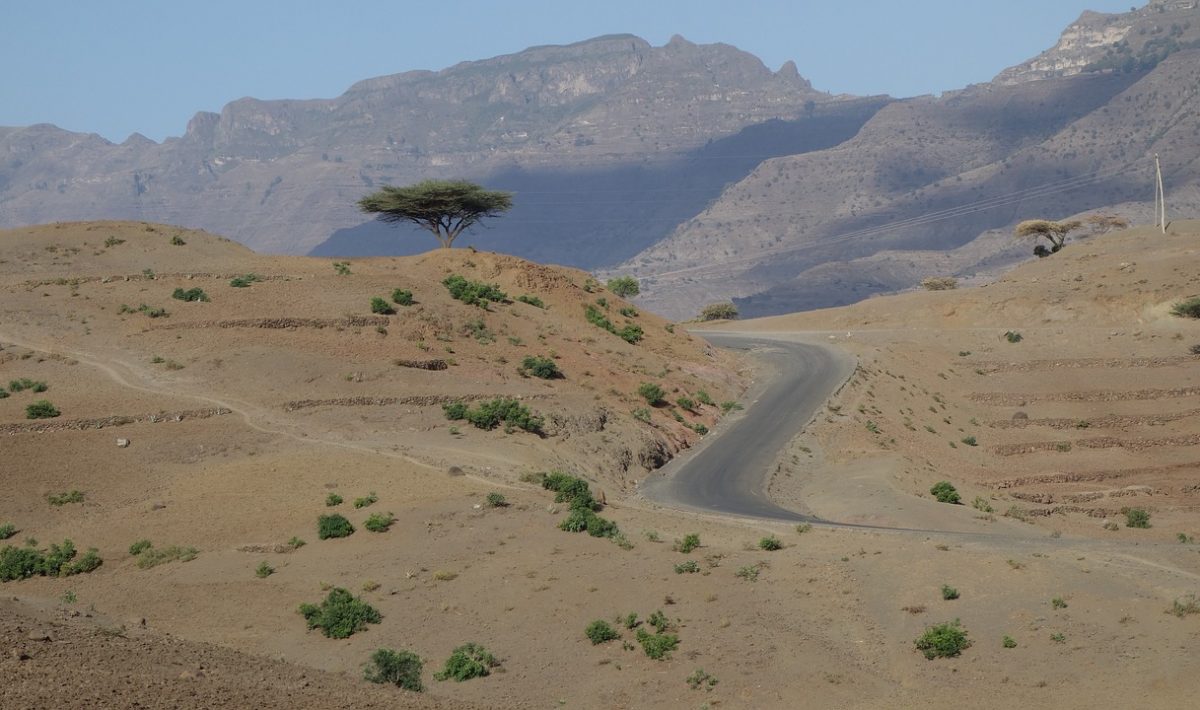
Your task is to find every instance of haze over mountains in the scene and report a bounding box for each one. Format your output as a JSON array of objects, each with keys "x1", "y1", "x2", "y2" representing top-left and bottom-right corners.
[{"x1": 2, "y1": 0, "x2": 1199, "y2": 318}]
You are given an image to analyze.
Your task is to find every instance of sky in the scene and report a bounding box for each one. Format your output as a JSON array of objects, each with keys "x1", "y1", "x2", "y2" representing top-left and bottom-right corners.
[{"x1": 2, "y1": 0, "x2": 1140, "y2": 143}]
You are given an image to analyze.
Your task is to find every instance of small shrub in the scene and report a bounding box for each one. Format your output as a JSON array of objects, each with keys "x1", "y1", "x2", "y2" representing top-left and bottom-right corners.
[
  {"x1": 941, "y1": 585, "x2": 960, "y2": 600},
  {"x1": 632, "y1": 408, "x2": 651, "y2": 423},
  {"x1": 333, "y1": 261, "x2": 352, "y2": 275},
  {"x1": 920, "y1": 276, "x2": 958, "y2": 291},
  {"x1": 364, "y1": 648, "x2": 423, "y2": 691},
  {"x1": 47, "y1": 490, "x2": 84, "y2": 506},
  {"x1": 606, "y1": 276, "x2": 640, "y2": 298},
  {"x1": 135, "y1": 545, "x2": 198, "y2": 569},
  {"x1": 585, "y1": 619, "x2": 620, "y2": 644},
  {"x1": 171, "y1": 287, "x2": 209, "y2": 302},
  {"x1": 1051, "y1": 597, "x2": 1067, "y2": 609},
  {"x1": 758, "y1": 536, "x2": 783, "y2": 551},
  {"x1": 391, "y1": 288, "x2": 414, "y2": 306},
  {"x1": 676, "y1": 396, "x2": 697, "y2": 413},
  {"x1": 559, "y1": 508, "x2": 619, "y2": 538},
  {"x1": 674, "y1": 560, "x2": 700, "y2": 574},
  {"x1": 686, "y1": 668, "x2": 718, "y2": 691},
  {"x1": 1125, "y1": 508, "x2": 1151, "y2": 529},
  {"x1": 170, "y1": 235, "x2": 186, "y2": 246},
  {"x1": 353, "y1": 492, "x2": 379, "y2": 509},
  {"x1": 26, "y1": 400, "x2": 61, "y2": 419},
  {"x1": 1002, "y1": 635, "x2": 1017, "y2": 649},
  {"x1": 675, "y1": 533, "x2": 700, "y2": 554},
  {"x1": 318, "y1": 514, "x2": 354, "y2": 539},
  {"x1": 971, "y1": 497, "x2": 993, "y2": 513},
  {"x1": 299, "y1": 587, "x2": 381, "y2": 639},
  {"x1": 795, "y1": 523, "x2": 813, "y2": 534},
  {"x1": 961, "y1": 436, "x2": 977, "y2": 447},
  {"x1": 720, "y1": 401, "x2": 743, "y2": 413},
  {"x1": 256, "y1": 561, "x2": 274, "y2": 578},
  {"x1": 1004, "y1": 331, "x2": 1023, "y2": 343},
  {"x1": 699, "y1": 302, "x2": 738, "y2": 321},
  {"x1": 638, "y1": 382, "x2": 665, "y2": 405},
  {"x1": 1169, "y1": 594, "x2": 1200, "y2": 617},
  {"x1": 128, "y1": 539, "x2": 152, "y2": 556},
  {"x1": 623, "y1": 612, "x2": 639, "y2": 629},
  {"x1": 635, "y1": 628, "x2": 680, "y2": 660},
  {"x1": 1170, "y1": 297, "x2": 1200, "y2": 319},
  {"x1": 735, "y1": 565, "x2": 760, "y2": 582},
  {"x1": 0, "y1": 524, "x2": 15, "y2": 540},
  {"x1": 694, "y1": 390, "x2": 714, "y2": 406},
  {"x1": 516, "y1": 294, "x2": 544, "y2": 308},
  {"x1": 325, "y1": 493, "x2": 343, "y2": 507},
  {"x1": 443, "y1": 402, "x2": 468, "y2": 420},
  {"x1": 288, "y1": 536, "x2": 306, "y2": 549},
  {"x1": 434, "y1": 643, "x2": 498, "y2": 682},
  {"x1": 485, "y1": 492, "x2": 508, "y2": 508},
  {"x1": 8, "y1": 378, "x2": 47, "y2": 393},
  {"x1": 364, "y1": 512, "x2": 395, "y2": 533},
  {"x1": 518, "y1": 355, "x2": 561, "y2": 379},
  {"x1": 914, "y1": 620, "x2": 970, "y2": 659},
  {"x1": 104, "y1": 236, "x2": 125, "y2": 247},
  {"x1": 369, "y1": 297, "x2": 395, "y2": 315},
  {"x1": 443, "y1": 274, "x2": 506, "y2": 307},
  {"x1": 229, "y1": 273, "x2": 261, "y2": 288},
  {"x1": 1050, "y1": 632, "x2": 1066, "y2": 643},
  {"x1": 648, "y1": 610, "x2": 671, "y2": 633},
  {"x1": 930, "y1": 481, "x2": 961, "y2": 505},
  {"x1": 619, "y1": 306, "x2": 638, "y2": 318}
]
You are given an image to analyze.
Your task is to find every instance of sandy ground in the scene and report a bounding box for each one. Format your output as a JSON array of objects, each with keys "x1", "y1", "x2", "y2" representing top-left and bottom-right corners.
[{"x1": 1, "y1": 221, "x2": 1198, "y2": 708}]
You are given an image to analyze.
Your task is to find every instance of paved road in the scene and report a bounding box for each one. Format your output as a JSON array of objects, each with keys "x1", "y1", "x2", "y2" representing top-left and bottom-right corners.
[{"x1": 641, "y1": 332, "x2": 856, "y2": 522}]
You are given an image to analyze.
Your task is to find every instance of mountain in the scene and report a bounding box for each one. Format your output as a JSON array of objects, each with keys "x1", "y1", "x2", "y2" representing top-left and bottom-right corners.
[
  {"x1": 0, "y1": 34, "x2": 864, "y2": 267},
  {"x1": 620, "y1": 1, "x2": 1200, "y2": 317}
]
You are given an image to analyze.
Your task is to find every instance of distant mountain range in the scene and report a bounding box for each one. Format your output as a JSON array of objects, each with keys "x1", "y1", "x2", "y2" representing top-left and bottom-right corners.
[{"x1": 3, "y1": 1, "x2": 1199, "y2": 318}]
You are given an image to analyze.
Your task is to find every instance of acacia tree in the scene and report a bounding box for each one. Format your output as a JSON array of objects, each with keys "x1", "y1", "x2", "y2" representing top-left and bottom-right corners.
[
  {"x1": 358, "y1": 180, "x2": 513, "y2": 249},
  {"x1": 1014, "y1": 219, "x2": 1082, "y2": 257}
]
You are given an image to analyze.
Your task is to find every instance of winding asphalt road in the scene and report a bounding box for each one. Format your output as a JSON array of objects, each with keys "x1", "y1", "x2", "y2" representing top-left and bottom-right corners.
[{"x1": 641, "y1": 332, "x2": 856, "y2": 522}]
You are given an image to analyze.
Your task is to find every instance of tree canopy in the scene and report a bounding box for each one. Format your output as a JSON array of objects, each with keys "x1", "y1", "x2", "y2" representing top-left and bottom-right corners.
[
  {"x1": 358, "y1": 180, "x2": 513, "y2": 248},
  {"x1": 1013, "y1": 219, "x2": 1082, "y2": 254}
]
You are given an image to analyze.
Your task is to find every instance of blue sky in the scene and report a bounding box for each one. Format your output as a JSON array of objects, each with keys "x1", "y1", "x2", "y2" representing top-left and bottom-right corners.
[{"x1": 2, "y1": 0, "x2": 1139, "y2": 142}]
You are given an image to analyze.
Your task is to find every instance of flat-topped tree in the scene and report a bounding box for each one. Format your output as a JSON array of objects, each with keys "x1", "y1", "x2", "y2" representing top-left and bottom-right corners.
[
  {"x1": 1014, "y1": 219, "x2": 1082, "y2": 257},
  {"x1": 358, "y1": 180, "x2": 513, "y2": 249}
]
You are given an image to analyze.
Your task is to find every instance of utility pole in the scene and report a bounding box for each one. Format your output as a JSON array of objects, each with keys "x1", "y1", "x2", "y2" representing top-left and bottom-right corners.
[{"x1": 1154, "y1": 154, "x2": 1166, "y2": 234}]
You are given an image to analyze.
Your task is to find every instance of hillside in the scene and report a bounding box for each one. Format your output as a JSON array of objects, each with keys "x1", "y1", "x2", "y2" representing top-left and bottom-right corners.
[{"x1": 3, "y1": 223, "x2": 1200, "y2": 708}]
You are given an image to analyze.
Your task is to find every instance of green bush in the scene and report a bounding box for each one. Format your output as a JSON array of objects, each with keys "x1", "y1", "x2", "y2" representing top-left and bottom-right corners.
[
  {"x1": 695, "y1": 391, "x2": 715, "y2": 406},
  {"x1": 635, "y1": 628, "x2": 679, "y2": 660},
  {"x1": 0, "y1": 388, "x2": 7, "y2": 399},
  {"x1": 333, "y1": 261, "x2": 352, "y2": 275},
  {"x1": 369, "y1": 297, "x2": 395, "y2": 315},
  {"x1": 585, "y1": 619, "x2": 620, "y2": 644},
  {"x1": 675, "y1": 533, "x2": 700, "y2": 554},
  {"x1": 0, "y1": 540, "x2": 103, "y2": 581},
  {"x1": 961, "y1": 436, "x2": 977, "y2": 447},
  {"x1": 26, "y1": 400, "x2": 61, "y2": 419},
  {"x1": 519, "y1": 355, "x2": 561, "y2": 379},
  {"x1": 606, "y1": 276, "x2": 640, "y2": 297},
  {"x1": 542, "y1": 471, "x2": 598, "y2": 510},
  {"x1": 443, "y1": 402, "x2": 468, "y2": 420},
  {"x1": 1125, "y1": 508, "x2": 1151, "y2": 528},
  {"x1": 8, "y1": 378, "x2": 48, "y2": 393},
  {"x1": 676, "y1": 396, "x2": 697, "y2": 413},
  {"x1": 466, "y1": 398, "x2": 544, "y2": 433},
  {"x1": 325, "y1": 493, "x2": 343, "y2": 507},
  {"x1": 443, "y1": 274, "x2": 506, "y2": 307},
  {"x1": 516, "y1": 294, "x2": 544, "y2": 308},
  {"x1": 299, "y1": 588, "x2": 382, "y2": 639},
  {"x1": 941, "y1": 585, "x2": 959, "y2": 600},
  {"x1": 1170, "y1": 297, "x2": 1200, "y2": 319},
  {"x1": 617, "y1": 324, "x2": 644, "y2": 344},
  {"x1": 353, "y1": 492, "x2": 378, "y2": 509},
  {"x1": 135, "y1": 545, "x2": 197, "y2": 569},
  {"x1": 674, "y1": 560, "x2": 700, "y2": 574},
  {"x1": 128, "y1": 539, "x2": 152, "y2": 556},
  {"x1": 638, "y1": 383, "x2": 665, "y2": 405},
  {"x1": 0, "y1": 524, "x2": 15, "y2": 540},
  {"x1": 1002, "y1": 635, "x2": 1017, "y2": 649},
  {"x1": 1004, "y1": 331, "x2": 1023, "y2": 343},
  {"x1": 47, "y1": 490, "x2": 84, "y2": 506},
  {"x1": 364, "y1": 648, "x2": 424, "y2": 691},
  {"x1": 391, "y1": 288, "x2": 414, "y2": 306},
  {"x1": 171, "y1": 287, "x2": 209, "y2": 302},
  {"x1": 229, "y1": 273, "x2": 261, "y2": 288},
  {"x1": 558, "y1": 507, "x2": 619, "y2": 538},
  {"x1": 255, "y1": 561, "x2": 274, "y2": 578},
  {"x1": 318, "y1": 514, "x2": 355, "y2": 539},
  {"x1": 619, "y1": 306, "x2": 638, "y2": 318},
  {"x1": 485, "y1": 492, "x2": 508, "y2": 508},
  {"x1": 647, "y1": 610, "x2": 670, "y2": 633},
  {"x1": 1051, "y1": 597, "x2": 1067, "y2": 609},
  {"x1": 930, "y1": 481, "x2": 961, "y2": 504},
  {"x1": 434, "y1": 643, "x2": 498, "y2": 682},
  {"x1": 914, "y1": 620, "x2": 971, "y2": 659},
  {"x1": 632, "y1": 408, "x2": 651, "y2": 423},
  {"x1": 364, "y1": 512, "x2": 395, "y2": 533},
  {"x1": 971, "y1": 496, "x2": 994, "y2": 513},
  {"x1": 759, "y1": 536, "x2": 783, "y2": 551}
]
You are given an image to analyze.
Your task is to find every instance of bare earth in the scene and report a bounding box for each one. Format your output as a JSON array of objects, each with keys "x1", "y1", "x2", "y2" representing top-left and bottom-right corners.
[{"x1": 1, "y1": 220, "x2": 1199, "y2": 708}]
